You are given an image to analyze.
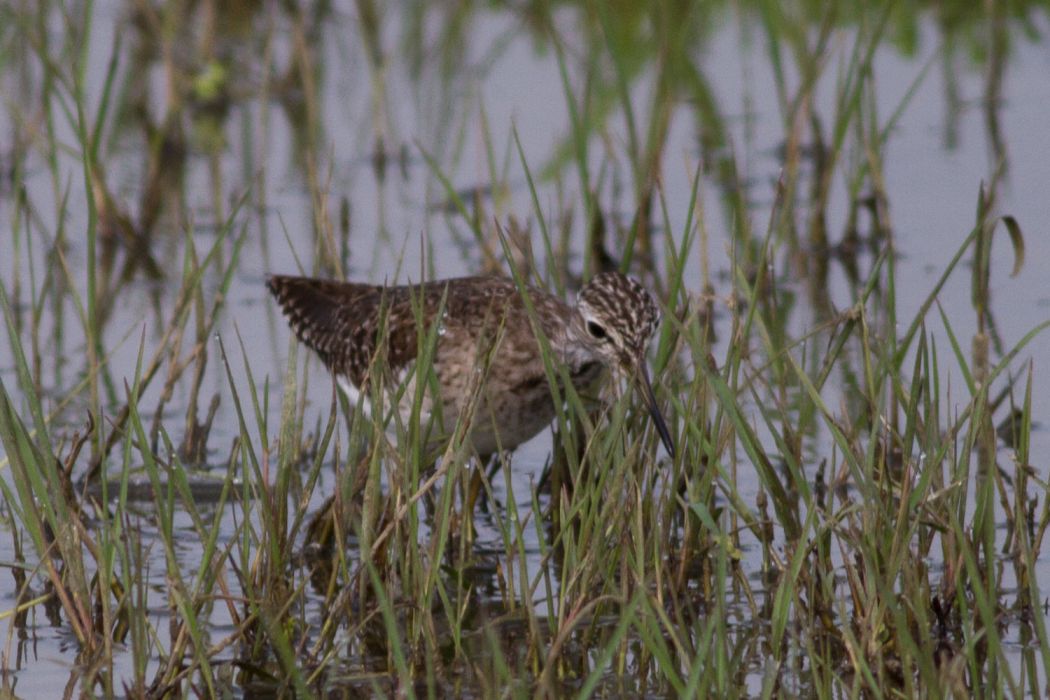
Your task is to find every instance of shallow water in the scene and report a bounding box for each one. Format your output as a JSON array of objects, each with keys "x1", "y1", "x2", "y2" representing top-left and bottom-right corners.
[{"x1": 1, "y1": 2, "x2": 1048, "y2": 695}]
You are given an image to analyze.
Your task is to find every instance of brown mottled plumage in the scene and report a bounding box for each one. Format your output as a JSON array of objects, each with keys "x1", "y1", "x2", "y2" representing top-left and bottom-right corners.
[{"x1": 267, "y1": 272, "x2": 674, "y2": 457}]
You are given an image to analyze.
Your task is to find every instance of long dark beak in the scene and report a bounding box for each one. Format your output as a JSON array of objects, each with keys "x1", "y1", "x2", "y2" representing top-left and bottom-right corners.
[{"x1": 635, "y1": 362, "x2": 675, "y2": 458}]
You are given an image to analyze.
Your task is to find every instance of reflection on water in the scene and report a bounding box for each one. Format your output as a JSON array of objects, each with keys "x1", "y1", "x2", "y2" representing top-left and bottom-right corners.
[{"x1": 0, "y1": 1, "x2": 1048, "y2": 695}]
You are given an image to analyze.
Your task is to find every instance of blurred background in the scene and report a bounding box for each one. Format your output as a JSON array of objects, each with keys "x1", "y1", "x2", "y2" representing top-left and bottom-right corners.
[{"x1": 0, "y1": 1, "x2": 1048, "y2": 695}]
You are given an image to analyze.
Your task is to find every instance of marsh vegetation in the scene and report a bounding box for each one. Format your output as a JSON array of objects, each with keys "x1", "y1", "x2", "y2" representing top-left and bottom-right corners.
[{"x1": 0, "y1": 1, "x2": 1048, "y2": 697}]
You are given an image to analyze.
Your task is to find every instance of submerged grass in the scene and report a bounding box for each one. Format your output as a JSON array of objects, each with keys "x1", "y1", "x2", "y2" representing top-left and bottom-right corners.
[{"x1": 0, "y1": 0, "x2": 1048, "y2": 698}]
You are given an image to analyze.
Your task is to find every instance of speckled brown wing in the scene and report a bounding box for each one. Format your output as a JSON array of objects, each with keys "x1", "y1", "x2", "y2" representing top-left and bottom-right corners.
[
  {"x1": 266, "y1": 274, "x2": 522, "y2": 388},
  {"x1": 267, "y1": 275, "x2": 399, "y2": 385}
]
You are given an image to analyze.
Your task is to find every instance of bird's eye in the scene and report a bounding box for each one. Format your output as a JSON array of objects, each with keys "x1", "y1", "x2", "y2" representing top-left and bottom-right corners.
[{"x1": 586, "y1": 321, "x2": 607, "y2": 340}]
